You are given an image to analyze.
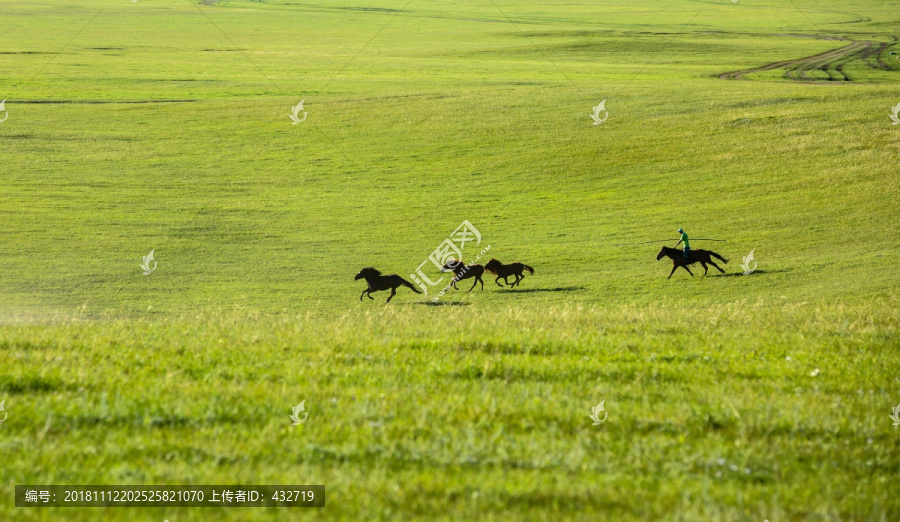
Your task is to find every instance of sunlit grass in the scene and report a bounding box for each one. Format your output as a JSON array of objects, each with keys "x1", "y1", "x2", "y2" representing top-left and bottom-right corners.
[{"x1": 1, "y1": 0, "x2": 899, "y2": 520}]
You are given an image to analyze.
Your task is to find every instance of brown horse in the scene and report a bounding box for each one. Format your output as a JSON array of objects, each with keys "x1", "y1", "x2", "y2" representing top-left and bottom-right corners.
[
  {"x1": 656, "y1": 246, "x2": 728, "y2": 279},
  {"x1": 355, "y1": 267, "x2": 422, "y2": 302},
  {"x1": 484, "y1": 258, "x2": 534, "y2": 287},
  {"x1": 441, "y1": 259, "x2": 485, "y2": 292}
]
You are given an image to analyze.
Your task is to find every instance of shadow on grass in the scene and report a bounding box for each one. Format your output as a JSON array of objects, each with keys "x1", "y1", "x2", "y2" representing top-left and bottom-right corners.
[
  {"x1": 499, "y1": 286, "x2": 586, "y2": 293},
  {"x1": 717, "y1": 269, "x2": 790, "y2": 277},
  {"x1": 415, "y1": 301, "x2": 472, "y2": 306}
]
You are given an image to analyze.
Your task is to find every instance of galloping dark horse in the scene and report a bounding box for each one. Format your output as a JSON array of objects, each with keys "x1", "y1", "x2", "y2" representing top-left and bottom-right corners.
[
  {"x1": 657, "y1": 246, "x2": 728, "y2": 279},
  {"x1": 355, "y1": 267, "x2": 422, "y2": 302},
  {"x1": 484, "y1": 258, "x2": 534, "y2": 288},
  {"x1": 441, "y1": 260, "x2": 485, "y2": 292}
]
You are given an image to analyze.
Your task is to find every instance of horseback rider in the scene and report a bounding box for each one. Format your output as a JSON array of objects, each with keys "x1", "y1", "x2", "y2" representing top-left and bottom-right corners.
[{"x1": 675, "y1": 228, "x2": 690, "y2": 261}]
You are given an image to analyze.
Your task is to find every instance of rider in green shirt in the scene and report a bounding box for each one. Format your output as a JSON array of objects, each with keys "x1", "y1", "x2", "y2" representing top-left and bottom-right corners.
[{"x1": 675, "y1": 228, "x2": 690, "y2": 261}]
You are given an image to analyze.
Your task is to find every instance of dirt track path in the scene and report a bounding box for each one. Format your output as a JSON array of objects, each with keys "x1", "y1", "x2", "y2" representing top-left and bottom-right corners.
[{"x1": 720, "y1": 38, "x2": 887, "y2": 82}]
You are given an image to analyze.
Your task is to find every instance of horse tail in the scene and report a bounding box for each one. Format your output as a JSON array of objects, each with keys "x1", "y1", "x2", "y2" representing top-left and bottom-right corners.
[
  {"x1": 400, "y1": 277, "x2": 423, "y2": 293},
  {"x1": 709, "y1": 252, "x2": 729, "y2": 264},
  {"x1": 522, "y1": 264, "x2": 534, "y2": 275}
]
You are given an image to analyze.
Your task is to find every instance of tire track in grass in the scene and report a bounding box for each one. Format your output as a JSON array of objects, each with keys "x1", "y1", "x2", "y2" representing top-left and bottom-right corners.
[{"x1": 719, "y1": 38, "x2": 889, "y2": 82}]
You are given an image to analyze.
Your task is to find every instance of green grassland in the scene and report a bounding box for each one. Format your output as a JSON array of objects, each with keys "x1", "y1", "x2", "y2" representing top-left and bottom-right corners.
[{"x1": 1, "y1": 0, "x2": 899, "y2": 520}]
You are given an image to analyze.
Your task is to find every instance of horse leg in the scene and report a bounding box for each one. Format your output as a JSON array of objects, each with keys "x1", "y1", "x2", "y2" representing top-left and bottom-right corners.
[
  {"x1": 683, "y1": 265, "x2": 694, "y2": 277},
  {"x1": 386, "y1": 287, "x2": 396, "y2": 303},
  {"x1": 503, "y1": 276, "x2": 512, "y2": 286},
  {"x1": 668, "y1": 265, "x2": 678, "y2": 279},
  {"x1": 701, "y1": 262, "x2": 708, "y2": 276},
  {"x1": 708, "y1": 261, "x2": 725, "y2": 273},
  {"x1": 360, "y1": 289, "x2": 368, "y2": 301},
  {"x1": 467, "y1": 278, "x2": 478, "y2": 293},
  {"x1": 479, "y1": 275, "x2": 484, "y2": 291},
  {"x1": 494, "y1": 275, "x2": 504, "y2": 287}
]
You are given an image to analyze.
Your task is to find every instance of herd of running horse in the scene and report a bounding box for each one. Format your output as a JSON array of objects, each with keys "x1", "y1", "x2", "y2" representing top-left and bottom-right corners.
[
  {"x1": 354, "y1": 246, "x2": 729, "y2": 303},
  {"x1": 355, "y1": 258, "x2": 534, "y2": 303}
]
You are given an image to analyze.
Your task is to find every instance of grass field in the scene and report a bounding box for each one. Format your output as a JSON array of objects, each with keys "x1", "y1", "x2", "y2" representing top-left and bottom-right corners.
[{"x1": 1, "y1": 0, "x2": 899, "y2": 520}]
